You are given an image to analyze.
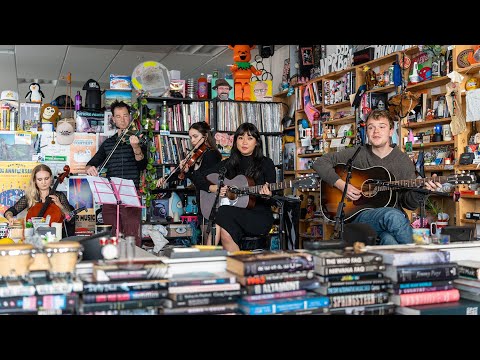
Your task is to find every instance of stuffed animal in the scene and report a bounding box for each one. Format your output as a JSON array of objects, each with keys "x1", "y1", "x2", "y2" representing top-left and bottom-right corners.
[
  {"x1": 25, "y1": 82, "x2": 45, "y2": 103},
  {"x1": 40, "y1": 103, "x2": 60, "y2": 128},
  {"x1": 388, "y1": 91, "x2": 420, "y2": 120},
  {"x1": 362, "y1": 65, "x2": 378, "y2": 91},
  {"x1": 228, "y1": 45, "x2": 262, "y2": 100}
]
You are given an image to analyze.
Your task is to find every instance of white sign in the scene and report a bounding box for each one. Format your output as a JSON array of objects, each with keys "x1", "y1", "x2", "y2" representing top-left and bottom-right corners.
[
  {"x1": 319, "y1": 45, "x2": 353, "y2": 76},
  {"x1": 374, "y1": 45, "x2": 416, "y2": 59}
]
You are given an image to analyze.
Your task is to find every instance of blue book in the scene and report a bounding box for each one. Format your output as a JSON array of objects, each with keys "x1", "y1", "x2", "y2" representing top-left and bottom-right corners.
[{"x1": 239, "y1": 294, "x2": 329, "y2": 315}]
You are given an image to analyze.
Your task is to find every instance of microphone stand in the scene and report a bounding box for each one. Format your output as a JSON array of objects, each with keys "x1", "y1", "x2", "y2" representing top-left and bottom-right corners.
[
  {"x1": 206, "y1": 167, "x2": 226, "y2": 246},
  {"x1": 310, "y1": 146, "x2": 362, "y2": 250}
]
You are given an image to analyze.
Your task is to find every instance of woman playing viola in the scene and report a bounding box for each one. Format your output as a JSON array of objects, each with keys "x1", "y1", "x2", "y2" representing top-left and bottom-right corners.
[
  {"x1": 157, "y1": 121, "x2": 222, "y2": 219},
  {"x1": 3, "y1": 164, "x2": 74, "y2": 226}
]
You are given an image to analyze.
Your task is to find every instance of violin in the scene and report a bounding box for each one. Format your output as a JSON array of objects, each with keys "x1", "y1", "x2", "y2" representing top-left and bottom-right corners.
[
  {"x1": 178, "y1": 139, "x2": 209, "y2": 180},
  {"x1": 122, "y1": 130, "x2": 148, "y2": 146},
  {"x1": 26, "y1": 165, "x2": 71, "y2": 226}
]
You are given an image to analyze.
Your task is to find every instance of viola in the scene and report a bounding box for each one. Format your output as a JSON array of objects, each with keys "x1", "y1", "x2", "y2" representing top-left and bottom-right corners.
[
  {"x1": 178, "y1": 141, "x2": 209, "y2": 180},
  {"x1": 26, "y1": 165, "x2": 71, "y2": 226}
]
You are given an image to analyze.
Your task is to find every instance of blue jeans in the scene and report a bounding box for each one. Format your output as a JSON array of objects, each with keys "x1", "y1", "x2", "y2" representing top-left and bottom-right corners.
[{"x1": 351, "y1": 207, "x2": 413, "y2": 245}]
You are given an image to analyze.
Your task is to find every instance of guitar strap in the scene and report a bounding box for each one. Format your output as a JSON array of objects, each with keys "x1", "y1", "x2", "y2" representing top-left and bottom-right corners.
[{"x1": 415, "y1": 149, "x2": 425, "y2": 178}]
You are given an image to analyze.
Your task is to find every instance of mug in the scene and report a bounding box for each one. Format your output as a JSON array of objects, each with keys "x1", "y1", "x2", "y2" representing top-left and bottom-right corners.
[{"x1": 430, "y1": 221, "x2": 448, "y2": 235}]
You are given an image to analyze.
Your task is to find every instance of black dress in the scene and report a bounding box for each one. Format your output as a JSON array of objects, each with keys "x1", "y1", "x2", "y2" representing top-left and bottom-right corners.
[
  {"x1": 207, "y1": 155, "x2": 276, "y2": 245},
  {"x1": 168, "y1": 148, "x2": 222, "y2": 219}
]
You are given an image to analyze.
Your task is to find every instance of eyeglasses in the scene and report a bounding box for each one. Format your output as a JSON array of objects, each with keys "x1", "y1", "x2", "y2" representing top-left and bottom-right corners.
[{"x1": 254, "y1": 89, "x2": 267, "y2": 94}]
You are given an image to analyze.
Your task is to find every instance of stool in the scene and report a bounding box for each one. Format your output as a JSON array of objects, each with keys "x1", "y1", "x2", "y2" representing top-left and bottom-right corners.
[{"x1": 238, "y1": 235, "x2": 269, "y2": 251}]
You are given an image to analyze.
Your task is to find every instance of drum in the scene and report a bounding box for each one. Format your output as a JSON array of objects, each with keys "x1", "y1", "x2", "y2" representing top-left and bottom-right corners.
[
  {"x1": 44, "y1": 241, "x2": 83, "y2": 274},
  {"x1": 0, "y1": 243, "x2": 34, "y2": 278}
]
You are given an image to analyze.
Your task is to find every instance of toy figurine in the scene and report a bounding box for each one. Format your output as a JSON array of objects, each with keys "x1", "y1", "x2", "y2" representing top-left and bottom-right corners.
[
  {"x1": 363, "y1": 65, "x2": 378, "y2": 91},
  {"x1": 228, "y1": 45, "x2": 262, "y2": 101},
  {"x1": 40, "y1": 103, "x2": 60, "y2": 128},
  {"x1": 426, "y1": 108, "x2": 435, "y2": 120},
  {"x1": 25, "y1": 82, "x2": 45, "y2": 103},
  {"x1": 305, "y1": 195, "x2": 316, "y2": 220}
]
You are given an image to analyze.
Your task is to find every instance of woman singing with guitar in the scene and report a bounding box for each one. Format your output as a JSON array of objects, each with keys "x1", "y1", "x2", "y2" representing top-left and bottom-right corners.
[
  {"x1": 203, "y1": 123, "x2": 276, "y2": 252},
  {"x1": 3, "y1": 164, "x2": 74, "y2": 227},
  {"x1": 156, "y1": 121, "x2": 222, "y2": 220}
]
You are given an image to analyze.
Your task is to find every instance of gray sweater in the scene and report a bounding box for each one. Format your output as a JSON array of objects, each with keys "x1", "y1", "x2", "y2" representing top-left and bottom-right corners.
[{"x1": 312, "y1": 144, "x2": 422, "y2": 211}]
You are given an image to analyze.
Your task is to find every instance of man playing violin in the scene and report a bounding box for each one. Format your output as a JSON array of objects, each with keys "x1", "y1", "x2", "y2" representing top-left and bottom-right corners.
[
  {"x1": 85, "y1": 100, "x2": 147, "y2": 246},
  {"x1": 4, "y1": 164, "x2": 74, "y2": 229},
  {"x1": 157, "y1": 121, "x2": 222, "y2": 224}
]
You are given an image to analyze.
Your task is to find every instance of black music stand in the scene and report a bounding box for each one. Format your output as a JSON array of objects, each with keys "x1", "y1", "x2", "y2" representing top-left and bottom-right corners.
[{"x1": 270, "y1": 195, "x2": 301, "y2": 250}]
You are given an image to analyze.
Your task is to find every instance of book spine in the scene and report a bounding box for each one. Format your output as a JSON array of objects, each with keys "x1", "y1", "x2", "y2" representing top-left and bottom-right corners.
[
  {"x1": 162, "y1": 295, "x2": 241, "y2": 308},
  {"x1": 391, "y1": 264, "x2": 458, "y2": 283},
  {"x1": 239, "y1": 296, "x2": 330, "y2": 315},
  {"x1": 83, "y1": 290, "x2": 168, "y2": 304},
  {"x1": 83, "y1": 280, "x2": 168, "y2": 294},
  {"x1": 393, "y1": 280, "x2": 453, "y2": 290},
  {"x1": 390, "y1": 284, "x2": 453, "y2": 295},
  {"x1": 320, "y1": 283, "x2": 390, "y2": 295},
  {"x1": 329, "y1": 303, "x2": 396, "y2": 315},
  {"x1": 457, "y1": 265, "x2": 480, "y2": 280},
  {"x1": 318, "y1": 264, "x2": 386, "y2": 276},
  {"x1": 94, "y1": 265, "x2": 168, "y2": 282},
  {"x1": 329, "y1": 291, "x2": 390, "y2": 308},
  {"x1": 242, "y1": 290, "x2": 307, "y2": 302},
  {"x1": 81, "y1": 298, "x2": 164, "y2": 313},
  {"x1": 167, "y1": 276, "x2": 236, "y2": 287},
  {"x1": 167, "y1": 283, "x2": 240, "y2": 294},
  {"x1": 239, "y1": 271, "x2": 313, "y2": 286},
  {"x1": 394, "y1": 289, "x2": 460, "y2": 307},
  {"x1": 245, "y1": 279, "x2": 319, "y2": 295},
  {"x1": 0, "y1": 285, "x2": 36, "y2": 298},
  {"x1": 36, "y1": 280, "x2": 84, "y2": 295},
  {"x1": 388, "y1": 252, "x2": 450, "y2": 266},
  {"x1": 318, "y1": 272, "x2": 384, "y2": 283},
  {"x1": 241, "y1": 257, "x2": 314, "y2": 276},
  {"x1": 0, "y1": 293, "x2": 78, "y2": 311},
  {"x1": 159, "y1": 303, "x2": 239, "y2": 315},
  {"x1": 319, "y1": 254, "x2": 383, "y2": 266},
  {"x1": 169, "y1": 289, "x2": 244, "y2": 301},
  {"x1": 325, "y1": 278, "x2": 391, "y2": 288}
]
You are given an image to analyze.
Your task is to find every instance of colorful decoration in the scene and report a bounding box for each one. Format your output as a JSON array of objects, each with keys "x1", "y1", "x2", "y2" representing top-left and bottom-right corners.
[
  {"x1": 228, "y1": 45, "x2": 262, "y2": 101},
  {"x1": 25, "y1": 83, "x2": 45, "y2": 103}
]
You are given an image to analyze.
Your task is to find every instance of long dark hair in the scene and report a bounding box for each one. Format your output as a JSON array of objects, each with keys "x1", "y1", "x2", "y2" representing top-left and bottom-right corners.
[
  {"x1": 225, "y1": 123, "x2": 264, "y2": 182},
  {"x1": 189, "y1": 121, "x2": 221, "y2": 159}
]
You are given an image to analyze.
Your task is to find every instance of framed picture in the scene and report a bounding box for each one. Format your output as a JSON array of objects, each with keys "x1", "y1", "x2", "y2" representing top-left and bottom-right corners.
[{"x1": 301, "y1": 47, "x2": 314, "y2": 66}]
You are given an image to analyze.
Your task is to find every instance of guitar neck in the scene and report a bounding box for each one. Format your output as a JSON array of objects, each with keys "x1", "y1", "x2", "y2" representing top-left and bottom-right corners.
[
  {"x1": 244, "y1": 179, "x2": 290, "y2": 194},
  {"x1": 389, "y1": 176, "x2": 449, "y2": 187}
]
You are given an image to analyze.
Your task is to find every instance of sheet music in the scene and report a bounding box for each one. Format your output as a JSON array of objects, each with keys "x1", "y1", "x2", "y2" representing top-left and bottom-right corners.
[{"x1": 86, "y1": 176, "x2": 142, "y2": 208}]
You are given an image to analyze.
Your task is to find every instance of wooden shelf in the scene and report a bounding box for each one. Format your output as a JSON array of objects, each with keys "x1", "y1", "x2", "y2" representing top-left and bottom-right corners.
[
  {"x1": 456, "y1": 164, "x2": 480, "y2": 171},
  {"x1": 298, "y1": 153, "x2": 323, "y2": 158},
  {"x1": 323, "y1": 66, "x2": 356, "y2": 80},
  {"x1": 324, "y1": 135, "x2": 355, "y2": 142},
  {"x1": 461, "y1": 218, "x2": 480, "y2": 224},
  {"x1": 411, "y1": 140, "x2": 454, "y2": 149},
  {"x1": 323, "y1": 100, "x2": 351, "y2": 110},
  {"x1": 457, "y1": 63, "x2": 480, "y2": 74},
  {"x1": 424, "y1": 165, "x2": 455, "y2": 172},
  {"x1": 273, "y1": 89, "x2": 289, "y2": 97},
  {"x1": 297, "y1": 170, "x2": 315, "y2": 174},
  {"x1": 459, "y1": 195, "x2": 480, "y2": 199},
  {"x1": 284, "y1": 171, "x2": 296, "y2": 175},
  {"x1": 406, "y1": 76, "x2": 450, "y2": 91},
  {"x1": 359, "y1": 52, "x2": 399, "y2": 69},
  {"x1": 366, "y1": 84, "x2": 398, "y2": 94},
  {"x1": 324, "y1": 115, "x2": 356, "y2": 126},
  {"x1": 402, "y1": 118, "x2": 451, "y2": 129}
]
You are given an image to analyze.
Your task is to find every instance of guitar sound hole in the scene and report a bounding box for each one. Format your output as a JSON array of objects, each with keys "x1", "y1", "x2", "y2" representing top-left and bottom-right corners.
[
  {"x1": 227, "y1": 188, "x2": 238, "y2": 201},
  {"x1": 361, "y1": 181, "x2": 378, "y2": 198}
]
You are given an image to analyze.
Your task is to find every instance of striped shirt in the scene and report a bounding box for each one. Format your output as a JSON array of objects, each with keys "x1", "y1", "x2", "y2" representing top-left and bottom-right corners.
[{"x1": 86, "y1": 133, "x2": 147, "y2": 188}]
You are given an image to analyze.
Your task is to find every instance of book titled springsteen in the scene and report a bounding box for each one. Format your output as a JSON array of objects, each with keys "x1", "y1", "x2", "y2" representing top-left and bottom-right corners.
[{"x1": 226, "y1": 251, "x2": 314, "y2": 276}]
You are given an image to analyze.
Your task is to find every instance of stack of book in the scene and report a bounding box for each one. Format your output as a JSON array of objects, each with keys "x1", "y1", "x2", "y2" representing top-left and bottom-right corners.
[
  {"x1": 454, "y1": 260, "x2": 480, "y2": 305},
  {"x1": 227, "y1": 251, "x2": 328, "y2": 315},
  {"x1": 367, "y1": 247, "x2": 461, "y2": 315},
  {"x1": 0, "y1": 272, "x2": 83, "y2": 315},
  {"x1": 308, "y1": 250, "x2": 395, "y2": 315},
  {"x1": 79, "y1": 259, "x2": 170, "y2": 314},
  {"x1": 158, "y1": 247, "x2": 239, "y2": 314}
]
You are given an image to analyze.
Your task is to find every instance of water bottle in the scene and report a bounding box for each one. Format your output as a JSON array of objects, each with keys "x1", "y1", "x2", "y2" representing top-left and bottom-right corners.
[{"x1": 75, "y1": 91, "x2": 82, "y2": 111}]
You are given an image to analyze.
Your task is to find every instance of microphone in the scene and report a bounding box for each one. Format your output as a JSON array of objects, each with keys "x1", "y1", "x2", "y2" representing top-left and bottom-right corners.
[{"x1": 64, "y1": 206, "x2": 87, "y2": 221}]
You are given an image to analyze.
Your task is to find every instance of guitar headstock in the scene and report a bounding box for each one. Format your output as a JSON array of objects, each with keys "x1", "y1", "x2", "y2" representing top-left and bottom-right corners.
[
  {"x1": 294, "y1": 174, "x2": 319, "y2": 190},
  {"x1": 448, "y1": 172, "x2": 477, "y2": 185}
]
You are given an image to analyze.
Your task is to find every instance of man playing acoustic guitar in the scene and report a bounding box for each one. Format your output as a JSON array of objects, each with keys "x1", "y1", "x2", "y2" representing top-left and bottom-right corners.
[{"x1": 313, "y1": 109, "x2": 443, "y2": 245}]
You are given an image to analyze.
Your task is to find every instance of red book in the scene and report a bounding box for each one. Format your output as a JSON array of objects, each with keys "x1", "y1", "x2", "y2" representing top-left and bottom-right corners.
[{"x1": 391, "y1": 289, "x2": 460, "y2": 307}]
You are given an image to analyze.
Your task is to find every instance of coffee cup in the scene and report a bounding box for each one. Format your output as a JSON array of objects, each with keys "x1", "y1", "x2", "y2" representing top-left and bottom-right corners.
[{"x1": 430, "y1": 221, "x2": 448, "y2": 235}]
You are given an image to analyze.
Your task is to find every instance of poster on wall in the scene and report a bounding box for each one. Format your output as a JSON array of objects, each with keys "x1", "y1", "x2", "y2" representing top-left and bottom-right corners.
[
  {"x1": 37, "y1": 131, "x2": 70, "y2": 175},
  {"x1": 250, "y1": 80, "x2": 273, "y2": 102},
  {"x1": 69, "y1": 133, "x2": 97, "y2": 175},
  {"x1": 0, "y1": 131, "x2": 40, "y2": 161},
  {"x1": 211, "y1": 78, "x2": 234, "y2": 100},
  {"x1": 68, "y1": 176, "x2": 95, "y2": 234},
  {"x1": 0, "y1": 161, "x2": 39, "y2": 215}
]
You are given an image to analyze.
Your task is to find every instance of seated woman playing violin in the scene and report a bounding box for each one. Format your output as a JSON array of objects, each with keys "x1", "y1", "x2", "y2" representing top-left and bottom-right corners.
[
  {"x1": 3, "y1": 164, "x2": 74, "y2": 227},
  {"x1": 157, "y1": 121, "x2": 222, "y2": 220}
]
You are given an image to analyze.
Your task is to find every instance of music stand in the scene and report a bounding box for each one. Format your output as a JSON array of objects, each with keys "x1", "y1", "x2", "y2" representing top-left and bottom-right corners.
[{"x1": 86, "y1": 176, "x2": 144, "y2": 239}]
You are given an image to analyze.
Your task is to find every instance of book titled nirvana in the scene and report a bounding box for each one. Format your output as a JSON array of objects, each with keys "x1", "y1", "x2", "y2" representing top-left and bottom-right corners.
[{"x1": 226, "y1": 251, "x2": 314, "y2": 276}]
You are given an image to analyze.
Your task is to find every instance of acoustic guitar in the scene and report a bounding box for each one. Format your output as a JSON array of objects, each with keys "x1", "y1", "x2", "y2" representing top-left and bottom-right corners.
[
  {"x1": 26, "y1": 165, "x2": 71, "y2": 225},
  {"x1": 200, "y1": 173, "x2": 317, "y2": 219},
  {"x1": 319, "y1": 164, "x2": 476, "y2": 222}
]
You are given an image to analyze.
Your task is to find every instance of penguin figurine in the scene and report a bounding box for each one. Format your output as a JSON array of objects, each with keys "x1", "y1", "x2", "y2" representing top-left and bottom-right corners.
[{"x1": 25, "y1": 82, "x2": 45, "y2": 103}]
